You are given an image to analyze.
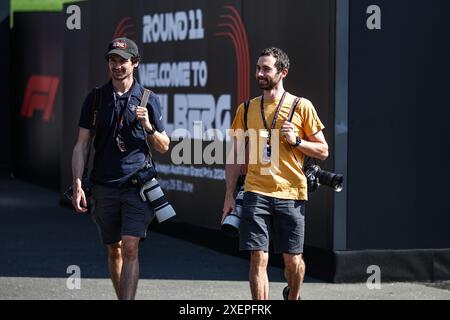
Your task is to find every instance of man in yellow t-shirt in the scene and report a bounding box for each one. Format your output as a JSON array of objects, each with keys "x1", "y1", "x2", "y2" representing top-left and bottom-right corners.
[{"x1": 222, "y1": 47, "x2": 329, "y2": 300}]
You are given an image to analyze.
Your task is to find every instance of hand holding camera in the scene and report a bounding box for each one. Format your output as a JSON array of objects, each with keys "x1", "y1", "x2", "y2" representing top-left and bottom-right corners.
[
  {"x1": 221, "y1": 185, "x2": 245, "y2": 237},
  {"x1": 221, "y1": 193, "x2": 236, "y2": 223}
]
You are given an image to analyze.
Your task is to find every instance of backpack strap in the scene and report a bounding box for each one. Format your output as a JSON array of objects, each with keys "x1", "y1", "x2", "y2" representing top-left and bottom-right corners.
[
  {"x1": 141, "y1": 88, "x2": 156, "y2": 163},
  {"x1": 244, "y1": 97, "x2": 300, "y2": 128},
  {"x1": 244, "y1": 100, "x2": 250, "y2": 131},
  {"x1": 237, "y1": 100, "x2": 251, "y2": 177},
  {"x1": 84, "y1": 87, "x2": 101, "y2": 179},
  {"x1": 141, "y1": 88, "x2": 151, "y2": 109},
  {"x1": 90, "y1": 87, "x2": 101, "y2": 130},
  {"x1": 287, "y1": 97, "x2": 302, "y2": 122}
]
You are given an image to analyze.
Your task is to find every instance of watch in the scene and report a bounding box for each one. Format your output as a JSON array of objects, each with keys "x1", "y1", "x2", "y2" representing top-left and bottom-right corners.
[
  {"x1": 145, "y1": 126, "x2": 156, "y2": 135},
  {"x1": 291, "y1": 137, "x2": 302, "y2": 147}
]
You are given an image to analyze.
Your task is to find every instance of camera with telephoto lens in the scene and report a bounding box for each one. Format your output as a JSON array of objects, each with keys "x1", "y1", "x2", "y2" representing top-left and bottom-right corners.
[
  {"x1": 221, "y1": 185, "x2": 244, "y2": 237},
  {"x1": 139, "y1": 178, "x2": 176, "y2": 223},
  {"x1": 304, "y1": 164, "x2": 344, "y2": 193}
]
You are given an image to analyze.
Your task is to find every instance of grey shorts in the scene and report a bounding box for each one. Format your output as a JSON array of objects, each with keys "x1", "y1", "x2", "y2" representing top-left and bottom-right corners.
[
  {"x1": 91, "y1": 184, "x2": 155, "y2": 244},
  {"x1": 239, "y1": 192, "x2": 305, "y2": 254}
]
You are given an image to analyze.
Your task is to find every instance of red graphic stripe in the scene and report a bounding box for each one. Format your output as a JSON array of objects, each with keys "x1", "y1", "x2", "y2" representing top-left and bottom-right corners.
[
  {"x1": 225, "y1": 5, "x2": 250, "y2": 100},
  {"x1": 217, "y1": 18, "x2": 245, "y2": 103},
  {"x1": 114, "y1": 17, "x2": 132, "y2": 37},
  {"x1": 216, "y1": 31, "x2": 242, "y2": 102},
  {"x1": 221, "y1": 14, "x2": 248, "y2": 102},
  {"x1": 218, "y1": 21, "x2": 245, "y2": 102},
  {"x1": 215, "y1": 6, "x2": 250, "y2": 105},
  {"x1": 117, "y1": 24, "x2": 135, "y2": 38}
]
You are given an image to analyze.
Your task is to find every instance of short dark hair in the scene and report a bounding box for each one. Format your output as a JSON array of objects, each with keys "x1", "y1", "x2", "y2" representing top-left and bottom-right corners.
[
  {"x1": 131, "y1": 56, "x2": 141, "y2": 64},
  {"x1": 259, "y1": 47, "x2": 290, "y2": 72}
]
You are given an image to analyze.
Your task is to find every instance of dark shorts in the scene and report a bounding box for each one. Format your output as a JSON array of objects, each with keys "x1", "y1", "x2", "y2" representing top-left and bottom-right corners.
[
  {"x1": 239, "y1": 192, "x2": 305, "y2": 254},
  {"x1": 91, "y1": 184, "x2": 155, "y2": 245}
]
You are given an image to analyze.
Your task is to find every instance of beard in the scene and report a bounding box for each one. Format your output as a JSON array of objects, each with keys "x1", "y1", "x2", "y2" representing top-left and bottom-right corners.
[
  {"x1": 257, "y1": 74, "x2": 281, "y2": 90},
  {"x1": 111, "y1": 68, "x2": 132, "y2": 81}
]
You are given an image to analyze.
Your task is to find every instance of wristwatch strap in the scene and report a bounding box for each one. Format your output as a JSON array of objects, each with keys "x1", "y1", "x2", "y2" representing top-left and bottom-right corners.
[{"x1": 291, "y1": 137, "x2": 302, "y2": 147}]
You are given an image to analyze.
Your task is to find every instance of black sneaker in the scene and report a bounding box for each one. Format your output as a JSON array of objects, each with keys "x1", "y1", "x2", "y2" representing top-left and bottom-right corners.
[
  {"x1": 283, "y1": 285, "x2": 301, "y2": 300},
  {"x1": 282, "y1": 286, "x2": 290, "y2": 300}
]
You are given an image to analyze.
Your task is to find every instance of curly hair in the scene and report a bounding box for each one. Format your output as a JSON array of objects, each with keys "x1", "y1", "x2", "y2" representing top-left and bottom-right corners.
[{"x1": 259, "y1": 47, "x2": 290, "y2": 72}]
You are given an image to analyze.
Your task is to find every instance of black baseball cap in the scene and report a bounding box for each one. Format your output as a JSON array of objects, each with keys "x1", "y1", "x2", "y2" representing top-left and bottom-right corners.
[{"x1": 105, "y1": 37, "x2": 139, "y2": 60}]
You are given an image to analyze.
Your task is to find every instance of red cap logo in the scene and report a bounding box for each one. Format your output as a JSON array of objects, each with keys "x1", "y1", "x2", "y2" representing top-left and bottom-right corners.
[{"x1": 113, "y1": 40, "x2": 127, "y2": 49}]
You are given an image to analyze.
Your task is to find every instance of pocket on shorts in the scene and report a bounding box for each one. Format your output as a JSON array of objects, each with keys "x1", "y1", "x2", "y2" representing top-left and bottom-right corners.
[{"x1": 274, "y1": 199, "x2": 304, "y2": 220}]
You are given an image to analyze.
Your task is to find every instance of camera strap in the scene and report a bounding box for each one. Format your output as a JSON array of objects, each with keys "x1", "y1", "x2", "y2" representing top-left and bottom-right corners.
[
  {"x1": 287, "y1": 97, "x2": 301, "y2": 122},
  {"x1": 140, "y1": 88, "x2": 156, "y2": 166},
  {"x1": 286, "y1": 96, "x2": 304, "y2": 171},
  {"x1": 286, "y1": 97, "x2": 317, "y2": 172}
]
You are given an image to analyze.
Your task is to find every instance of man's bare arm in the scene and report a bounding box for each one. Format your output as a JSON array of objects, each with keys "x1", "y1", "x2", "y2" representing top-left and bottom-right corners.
[{"x1": 71, "y1": 128, "x2": 91, "y2": 213}]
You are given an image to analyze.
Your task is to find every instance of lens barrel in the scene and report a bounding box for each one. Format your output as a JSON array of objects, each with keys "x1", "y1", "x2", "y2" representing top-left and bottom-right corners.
[
  {"x1": 139, "y1": 178, "x2": 177, "y2": 223},
  {"x1": 316, "y1": 168, "x2": 344, "y2": 192}
]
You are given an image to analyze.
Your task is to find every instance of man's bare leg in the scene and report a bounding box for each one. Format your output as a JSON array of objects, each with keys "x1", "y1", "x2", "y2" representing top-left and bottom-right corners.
[
  {"x1": 108, "y1": 242, "x2": 122, "y2": 298},
  {"x1": 249, "y1": 251, "x2": 269, "y2": 300},
  {"x1": 119, "y1": 236, "x2": 141, "y2": 300},
  {"x1": 283, "y1": 253, "x2": 305, "y2": 300}
]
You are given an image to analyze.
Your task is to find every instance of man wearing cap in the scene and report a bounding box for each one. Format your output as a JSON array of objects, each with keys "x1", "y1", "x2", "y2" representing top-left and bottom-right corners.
[{"x1": 71, "y1": 37, "x2": 170, "y2": 300}]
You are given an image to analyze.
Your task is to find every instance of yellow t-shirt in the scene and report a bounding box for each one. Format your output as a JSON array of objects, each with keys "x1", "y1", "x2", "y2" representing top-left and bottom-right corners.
[{"x1": 230, "y1": 93, "x2": 325, "y2": 200}]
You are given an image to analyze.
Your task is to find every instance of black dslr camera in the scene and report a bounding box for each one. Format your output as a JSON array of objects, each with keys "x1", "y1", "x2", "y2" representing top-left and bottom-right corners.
[{"x1": 304, "y1": 164, "x2": 343, "y2": 193}]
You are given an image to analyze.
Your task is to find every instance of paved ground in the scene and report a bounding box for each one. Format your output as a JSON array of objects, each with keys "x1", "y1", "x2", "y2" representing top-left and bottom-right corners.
[{"x1": 1, "y1": 177, "x2": 449, "y2": 300}]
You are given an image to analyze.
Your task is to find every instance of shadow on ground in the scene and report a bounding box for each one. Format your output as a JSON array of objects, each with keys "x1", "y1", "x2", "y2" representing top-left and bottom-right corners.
[{"x1": 0, "y1": 177, "x2": 293, "y2": 282}]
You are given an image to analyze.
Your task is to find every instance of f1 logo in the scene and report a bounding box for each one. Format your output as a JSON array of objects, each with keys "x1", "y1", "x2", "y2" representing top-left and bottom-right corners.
[{"x1": 20, "y1": 75, "x2": 60, "y2": 122}]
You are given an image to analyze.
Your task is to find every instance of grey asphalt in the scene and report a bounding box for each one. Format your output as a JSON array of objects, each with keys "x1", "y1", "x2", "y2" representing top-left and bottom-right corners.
[{"x1": 1, "y1": 177, "x2": 449, "y2": 300}]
